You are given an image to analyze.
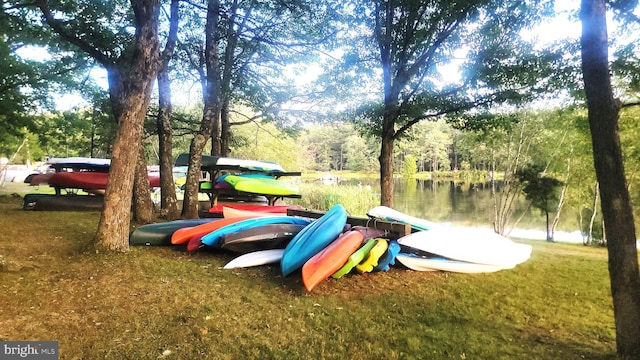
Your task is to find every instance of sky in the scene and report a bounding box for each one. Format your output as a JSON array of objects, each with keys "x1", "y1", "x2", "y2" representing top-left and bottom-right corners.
[{"x1": 15, "y1": 2, "x2": 620, "y2": 113}]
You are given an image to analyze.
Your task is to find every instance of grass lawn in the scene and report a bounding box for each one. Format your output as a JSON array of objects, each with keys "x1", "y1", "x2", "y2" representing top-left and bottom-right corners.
[{"x1": 0, "y1": 187, "x2": 619, "y2": 359}]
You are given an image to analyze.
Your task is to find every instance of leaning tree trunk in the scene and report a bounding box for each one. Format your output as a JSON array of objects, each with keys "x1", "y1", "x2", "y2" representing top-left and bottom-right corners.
[
  {"x1": 580, "y1": 0, "x2": 640, "y2": 357},
  {"x1": 95, "y1": 0, "x2": 162, "y2": 252},
  {"x1": 182, "y1": 133, "x2": 209, "y2": 219},
  {"x1": 550, "y1": 156, "x2": 571, "y2": 241}
]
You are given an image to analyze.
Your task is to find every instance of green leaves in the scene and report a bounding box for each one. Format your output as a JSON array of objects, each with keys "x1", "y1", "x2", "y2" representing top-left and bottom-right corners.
[{"x1": 516, "y1": 164, "x2": 563, "y2": 214}]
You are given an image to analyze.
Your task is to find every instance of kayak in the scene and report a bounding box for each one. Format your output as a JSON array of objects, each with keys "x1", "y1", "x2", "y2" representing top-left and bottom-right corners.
[
  {"x1": 224, "y1": 175, "x2": 299, "y2": 196},
  {"x1": 208, "y1": 203, "x2": 301, "y2": 215},
  {"x1": 200, "y1": 216, "x2": 313, "y2": 248},
  {"x1": 367, "y1": 206, "x2": 437, "y2": 231},
  {"x1": 373, "y1": 240, "x2": 401, "y2": 272},
  {"x1": 220, "y1": 223, "x2": 307, "y2": 253},
  {"x1": 130, "y1": 219, "x2": 214, "y2": 246},
  {"x1": 223, "y1": 249, "x2": 285, "y2": 269},
  {"x1": 171, "y1": 216, "x2": 258, "y2": 245},
  {"x1": 281, "y1": 204, "x2": 348, "y2": 276},
  {"x1": 49, "y1": 171, "x2": 161, "y2": 190},
  {"x1": 395, "y1": 254, "x2": 509, "y2": 273},
  {"x1": 331, "y1": 239, "x2": 378, "y2": 279},
  {"x1": 397, "y1": 227, "x2": 532, "y2": 267},
  {"x1": 355, "y1": 238, "x2": 388, "y2": 273},
  {"x1": 301, "y1": 231, "x2": 364, "y2": 292}
]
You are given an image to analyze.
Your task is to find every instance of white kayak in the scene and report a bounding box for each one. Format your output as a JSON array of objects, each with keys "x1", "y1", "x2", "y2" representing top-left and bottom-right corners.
[
  {"x1": 223, "y1": 249, "x2": 284, "y2": 269},
  {"x1": 397, "y1": 227, "x2": 532, "y2": 267},
  {"x1": 367, "y1": 206, "x2": 437, "y2": 231},
  {"x1": 396, "y1": 254, "x2": 511, "y2": 273}
]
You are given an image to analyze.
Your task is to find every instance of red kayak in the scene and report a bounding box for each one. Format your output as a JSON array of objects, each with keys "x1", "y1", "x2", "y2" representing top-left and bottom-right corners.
[
  {"x1": 301, "y1": 230, "x2": 364, "y2": 292},
  {"x1": 208, "y1": 203, "x2": 301, "y2": 215},
  {"x1": 48, "y1": 171, "x2": 161, "y2": 190},
  {"x1": 186, "y1": 234, "x2": 206, "y2": 252}
]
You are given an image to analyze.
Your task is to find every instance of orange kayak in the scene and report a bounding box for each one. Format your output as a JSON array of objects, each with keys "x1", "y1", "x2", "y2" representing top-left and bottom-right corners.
[
  {"x1": 301, "y1": 231, "x2": 364, "y2": 292},
  {"x1": 170, "y1": 216, "x2": 257, "y2": 245}
]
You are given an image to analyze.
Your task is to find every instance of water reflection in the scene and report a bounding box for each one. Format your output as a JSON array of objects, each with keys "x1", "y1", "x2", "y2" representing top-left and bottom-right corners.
[{"x1": 380, "y1": 178, "x2": 576, "y2": 232}]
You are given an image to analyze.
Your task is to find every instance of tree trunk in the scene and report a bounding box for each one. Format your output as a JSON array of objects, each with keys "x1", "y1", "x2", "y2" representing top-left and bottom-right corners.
[
  {"x1": 551, "y1": 156, "x2": 571, "y2": 241},
  {"x1": 588, "y1": 182, "x2": 599, "y2": 245},
  {"x1": 182, "y1": 0, "x2": 221, "y2": 217},
  {"x1": 580, "y1": 0, "x2": 640, "y2": 356},
  {"x1": 545, "y1": 210, "x2": 552, "y2": 242},
  {"x1": 157, "y1": 60, "x2": 180, "y2": 220},
  {"x1": 132, "y1": 146, "x2": 155, "y2": 224},
  {"x1": 95, "y1": 0, "x2": 162, "y2": 252},
  {"x1": 154, "y1": 0, "x2": 180, "y2": 220},
  {"x1": 220, "y1": 97, "x2": 231, "y2": 157},
  {"x1": 182, "y1": 133, "x2": 209, "y2": 219},
  {"x1": 379, "y1": 131, "x2": 395, "y2": 208}
]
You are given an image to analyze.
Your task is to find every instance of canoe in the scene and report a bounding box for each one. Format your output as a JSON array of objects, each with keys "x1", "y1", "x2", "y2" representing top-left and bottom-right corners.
[
  {"x1": 395, "y1": 254, "x2": 508, "y2": 273},
  {"x1": 25, "y1": 194, "x2": 104, "y2": 211},
  {"x1": 208, "y1": 203, "x2": 301, "y2": 215},
  {"x1": 129, "y1": 219, "x2": 215, "y2": 246},
  {"x1": 281, "y1": 204, "x2": 348, "y2": 276},
  {"x1": 171, "y1": 216, "x2": 258, "y2": 245},
  {"x1": 174, "y1": 153, "x2": 285, "y2": 173},
  {"x1": 223, "y1": 249, "x2": 285, "y2": 269},
  {"x1": 224, "y1": 175, "x2": 299, "y2": 196},
  {"x1": 367, "y1": 206, "x2": 437, "y2": 231},
  {"x1": 331, "y1": 239, "x2": 378, "y2": 279},
  {"x1": 373, "y1": 240, "x2": 401, "y2": 272},
  {"x1": 397, "y1": 227, "x2": 532, "y2": 267},
  {"x1": 200, "y1": 216, "x2": 313, "y2": 248},
  {"x1": 47, "y1": 157, "x2": 111, "y2": 168},
  {"x1": 355, "y1": 239, "x2": 388, "y2": 273},
  {"x1": 48, "y1": 171, "x2": 161, "y2": 190},
  {"x1": 48, "y1": 172, "x2": 109, "y2": 190},
  {"x1": 23, "y1": 193, "x2": 59, "y2": 209},
  {"x1": 301, "y1": 231, "x2": 364, "y2": 292},
  {"x1": 220, "y1": 224, "x2": 307, "y2": 253}
]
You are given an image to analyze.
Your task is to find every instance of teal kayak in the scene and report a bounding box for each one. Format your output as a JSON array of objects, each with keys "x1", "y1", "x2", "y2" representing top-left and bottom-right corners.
[
  {"x1": 200, "y1": 216, "x2": 312, "y2": 248},
  {"x1": 281, "y1": 204, "x2": 348, "y2": 276}
]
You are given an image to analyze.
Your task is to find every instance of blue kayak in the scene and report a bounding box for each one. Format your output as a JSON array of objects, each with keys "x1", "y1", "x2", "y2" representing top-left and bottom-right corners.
[
  {"x1": 281, "y1": 204, "x2": 348, "y2": 276},
  {"x1": 200, "y1": 216, "x2": 312, "y2": 248}
]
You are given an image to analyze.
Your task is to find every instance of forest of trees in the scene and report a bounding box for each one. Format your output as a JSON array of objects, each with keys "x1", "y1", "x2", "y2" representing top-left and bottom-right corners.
[{"x1": 2, "y1": 0, "x2": 640, "y2": 355}]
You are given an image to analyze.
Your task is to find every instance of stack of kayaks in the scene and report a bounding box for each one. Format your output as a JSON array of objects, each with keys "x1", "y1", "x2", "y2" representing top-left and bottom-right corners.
[
  {"x1": 394, "y1": 226, "x2": 532, "y2": 273},
  {"x1": 128, "y1": 204, "x2": 532, "y2": 292}
]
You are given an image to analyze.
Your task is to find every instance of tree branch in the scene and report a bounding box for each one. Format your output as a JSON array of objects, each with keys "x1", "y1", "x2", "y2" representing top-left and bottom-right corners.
[
  {"x1": 35, "y1": 0, "x2": 113, "y2": 68},
  {"x1": 621, "y1": 100, "x2": 640, "y2": 108}
]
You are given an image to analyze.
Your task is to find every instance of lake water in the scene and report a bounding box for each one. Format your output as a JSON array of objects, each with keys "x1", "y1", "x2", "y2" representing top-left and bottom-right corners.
[{"x1": 351, "y1": 178, "x2": 585, "y2": 244}]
